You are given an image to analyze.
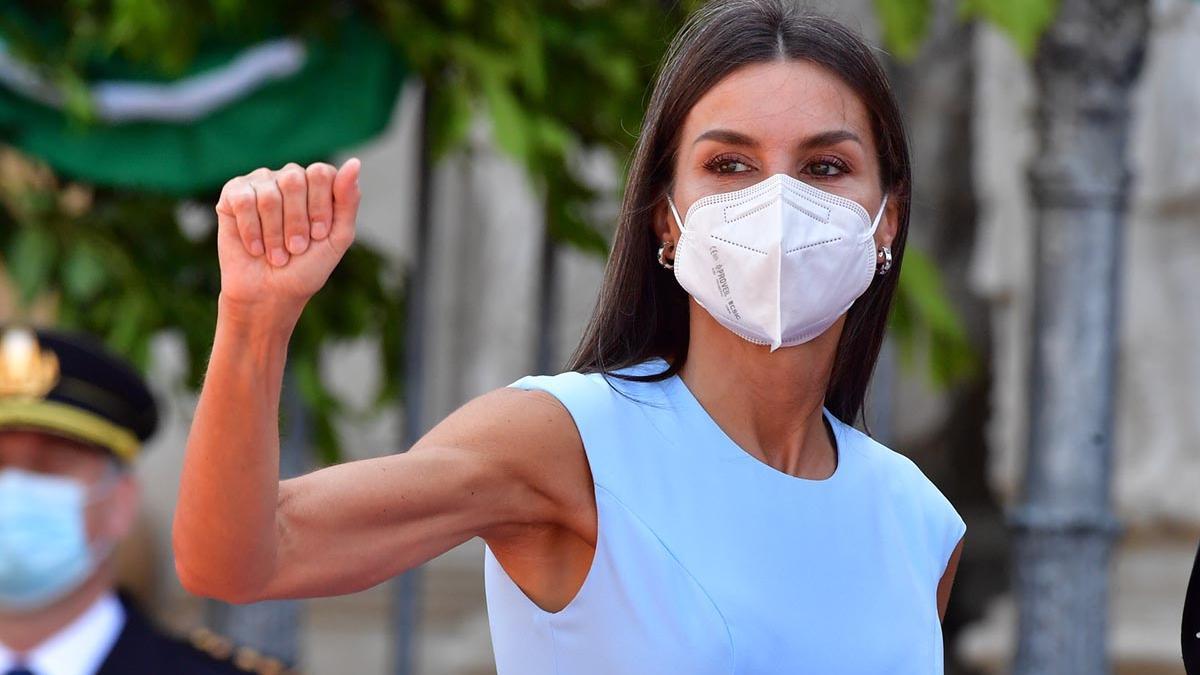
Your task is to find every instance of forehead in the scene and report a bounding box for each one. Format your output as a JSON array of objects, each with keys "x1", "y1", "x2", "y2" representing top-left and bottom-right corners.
[
  {"x1": 681, "y1": 59, "x2": 872, "y2": 145},
  {"x1": 0, "y1": 429, "x2": 109, "y2": 460}
]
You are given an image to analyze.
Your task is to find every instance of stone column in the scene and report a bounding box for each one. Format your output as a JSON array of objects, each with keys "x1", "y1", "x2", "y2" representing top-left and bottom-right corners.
[{"x1": 1011, "y1": 1, "x2": 1149, "y2": 673}]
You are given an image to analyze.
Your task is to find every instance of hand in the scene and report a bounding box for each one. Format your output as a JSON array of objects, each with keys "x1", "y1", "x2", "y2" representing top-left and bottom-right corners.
[{"x1": 215, "y1": 158, "x2": 361, "y2": 314}]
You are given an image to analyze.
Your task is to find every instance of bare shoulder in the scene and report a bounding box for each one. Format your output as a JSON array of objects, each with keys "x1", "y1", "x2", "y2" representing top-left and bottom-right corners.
[{"x1": 413, "y1": 386, "x2": 592, "y2": 536}]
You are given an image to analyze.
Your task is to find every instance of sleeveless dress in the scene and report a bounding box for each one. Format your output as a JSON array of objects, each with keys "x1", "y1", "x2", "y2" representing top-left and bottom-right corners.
[{"x1": 484, "y1": 358, "x2": 966, "y2": 674}]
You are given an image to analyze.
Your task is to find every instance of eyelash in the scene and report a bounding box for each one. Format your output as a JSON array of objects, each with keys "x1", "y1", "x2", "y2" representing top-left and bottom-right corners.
[
  {"x1": 701, "y1": 153, "x2": 751, "y2": 174},
  {"x1": 701, "y1": 153, "x2": 851, "y2": 179},
  {"x1": 807, "y1": 155, "x2": 851, "y2": 177}
]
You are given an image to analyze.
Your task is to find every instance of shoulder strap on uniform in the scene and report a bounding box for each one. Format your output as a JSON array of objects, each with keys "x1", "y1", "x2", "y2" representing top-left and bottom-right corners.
[{"x1": 188, "y1": 627, "x2": 297, "y2": 675}]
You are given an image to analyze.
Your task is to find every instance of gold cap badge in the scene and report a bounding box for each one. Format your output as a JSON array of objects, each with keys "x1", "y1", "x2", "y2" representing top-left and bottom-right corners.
[{"x1": 0, "y1": 328, "x2": 60, "y2": 399}]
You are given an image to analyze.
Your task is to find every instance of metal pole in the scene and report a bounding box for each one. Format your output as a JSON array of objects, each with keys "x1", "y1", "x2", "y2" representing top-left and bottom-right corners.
[
  {"x1": 1011, "y1": 2, "x2": 1149, "y2": 673},
  {"x1": 391, "y1": 82, "x2": 433, "y2": 675}
]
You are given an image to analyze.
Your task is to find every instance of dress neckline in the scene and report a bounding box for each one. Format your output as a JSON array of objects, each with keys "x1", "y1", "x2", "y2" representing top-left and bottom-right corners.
[{"x1": 650, "y1": 358, "x2": 850, "y2": 486}]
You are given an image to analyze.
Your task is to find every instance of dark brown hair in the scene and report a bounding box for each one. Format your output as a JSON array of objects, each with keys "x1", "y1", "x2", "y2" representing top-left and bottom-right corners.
[{"x1": 567, "y1": 0, "x2": 911, "y2": 427}]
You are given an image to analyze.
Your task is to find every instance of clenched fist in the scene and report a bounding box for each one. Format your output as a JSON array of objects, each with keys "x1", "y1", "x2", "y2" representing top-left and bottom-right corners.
[{"x1": 216, "y1": 158, "x2": 361, "y2": 312}]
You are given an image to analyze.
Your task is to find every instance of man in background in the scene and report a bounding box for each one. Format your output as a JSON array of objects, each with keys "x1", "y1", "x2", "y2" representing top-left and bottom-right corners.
[{"x1": 0, "y1": 327, "x2": 288, "y2": 675}]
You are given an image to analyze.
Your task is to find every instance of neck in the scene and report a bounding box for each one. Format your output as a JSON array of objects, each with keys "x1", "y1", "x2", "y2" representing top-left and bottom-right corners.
[
  {"x1": 679, "y1": 302, "x2": 843, "y2": 479},
  {"x1": 0, "y1": 568, "x2": 114, "y2": 653}
]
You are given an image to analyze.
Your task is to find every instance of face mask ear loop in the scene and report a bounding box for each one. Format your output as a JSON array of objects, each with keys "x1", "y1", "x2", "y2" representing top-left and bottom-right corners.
[
  {"x1": 667, "y1": 195, "x2": 686, "y2": 232},
  {"x1": 867, "y1": 193, "x2": 889, "y2": 238}
]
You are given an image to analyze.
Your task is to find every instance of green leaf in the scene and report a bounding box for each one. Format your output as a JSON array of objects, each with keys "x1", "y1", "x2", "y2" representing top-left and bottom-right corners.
[
  {"x1": 875, "y1": 0, "x2": 933, "y2": 61},
  {"x1": 106, "y1": 292, "x2": 149, "y2": 356},
  {"x1": 428, "y1": 83, "x2": 474, "y2": 160},
  {"x1": 56, "y1": 69, "x2": 96, "y2": 123},
  {"x1": 533, "y1": 116, "x2": 573, "y2": 157},
  {"x1": 960, "y1": 0, "x2": 1060, "y2": 56},
  {"x1": 6, "y1": 227, "x2": 57, "y2": 304},
  {"x1": 481, "y1": 73, "x2": 530, "y2": 163},
  {"x1": 309, "y1": 407, "x2": 340, "y2": 467},
  {"x1": 292, "y1": 354, "x2": 327, "y2": 410},
  {"x1": 503, "y1": 10, "x2": 546, "y2": 101},
  {"x1": 548, "y1": 200, "x2": 610, "y2": 257},
  {"x1": 445, "y1": 0, "x2": 472, "y2": 22},
  {"x1": 892, "y1": 247, "x2": 976, "y2": 387},
  {"x1": 62, "y1": 242, "x2": 109, "y2": 301}
]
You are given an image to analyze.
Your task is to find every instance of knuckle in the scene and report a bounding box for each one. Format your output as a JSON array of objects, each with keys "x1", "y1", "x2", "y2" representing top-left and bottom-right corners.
[
  {"x1": 254, "y1": 185, "x2": 282, "y2": 209},
  {"x1": 230, "y1": 189, "x2": 257, "y2": 212},
  {"x1": 308, "y1": 187, "x2": 332, "y2": 207},
  {"x1": 284, "y1": 212, "x2": 307, "y2": 230},
  {"x1": 306, "y1": 162, "x2": 336, "y2": 180},
  {"x1": 260, "y1": 224, "x2": 283, "y2": 242},
  {"x1": 276, "y1": 169, "x2": 306, "y2": 191}
]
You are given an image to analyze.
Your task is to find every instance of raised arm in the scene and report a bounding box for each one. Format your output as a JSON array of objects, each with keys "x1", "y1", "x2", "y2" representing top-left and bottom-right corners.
[{"x1": 172, "y1": 161, "x2": 587, "y2": 603}]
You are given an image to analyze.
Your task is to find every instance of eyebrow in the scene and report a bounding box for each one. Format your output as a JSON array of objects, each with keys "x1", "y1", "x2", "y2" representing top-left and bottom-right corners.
[{"x1": 691, "y1": 128, "x2": 863, "y2": 150}]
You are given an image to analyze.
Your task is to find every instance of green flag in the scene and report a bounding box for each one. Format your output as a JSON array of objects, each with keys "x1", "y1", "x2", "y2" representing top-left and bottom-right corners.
[{"x1": 0, "y1": 19, "x2": 406, "y2": 194}]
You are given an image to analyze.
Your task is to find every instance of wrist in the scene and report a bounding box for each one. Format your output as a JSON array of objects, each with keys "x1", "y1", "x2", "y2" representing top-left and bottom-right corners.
[{"x1": 217, "y1": 294, "x2": 303, "y2": 338}]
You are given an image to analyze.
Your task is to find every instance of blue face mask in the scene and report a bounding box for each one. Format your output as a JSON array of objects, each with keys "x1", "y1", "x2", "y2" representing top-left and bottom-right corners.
[{"x1": 0, "y1": 467, "x2": 115, "y2": 611}]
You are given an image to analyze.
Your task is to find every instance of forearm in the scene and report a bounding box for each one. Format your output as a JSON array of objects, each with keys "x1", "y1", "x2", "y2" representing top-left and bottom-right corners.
[{"x1": 173, "y1": 295, "x2": 300, "y2": 601}]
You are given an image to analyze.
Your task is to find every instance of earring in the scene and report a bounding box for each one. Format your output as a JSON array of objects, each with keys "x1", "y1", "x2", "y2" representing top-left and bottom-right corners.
[
  {"x1": 657, "y1": 241, "x2": 674, "y2": 270},
  {"x1": 876, "y1": 246, "x2": 892, "y2": 275}
]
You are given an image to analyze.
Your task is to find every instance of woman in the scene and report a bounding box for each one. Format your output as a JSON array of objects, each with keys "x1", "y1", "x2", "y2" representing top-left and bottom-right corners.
[{"x1": 174, "y1": 1, "x2": 966, "y2": 672}]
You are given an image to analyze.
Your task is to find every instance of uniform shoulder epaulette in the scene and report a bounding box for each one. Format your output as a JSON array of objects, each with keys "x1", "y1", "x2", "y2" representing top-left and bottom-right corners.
[{"x1": 187, "y1": 626, "x2": 298, "y2": 675}]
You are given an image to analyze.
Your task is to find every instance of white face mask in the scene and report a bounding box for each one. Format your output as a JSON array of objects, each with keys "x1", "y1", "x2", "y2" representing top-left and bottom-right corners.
[{"x1": 668, "y1": 173, "x2": 888, "y2": 351}]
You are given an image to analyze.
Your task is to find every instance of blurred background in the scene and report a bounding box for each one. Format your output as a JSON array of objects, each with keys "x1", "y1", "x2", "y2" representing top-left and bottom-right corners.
[{"x1": 0, "y1": 0, "x2": 1196, "y2": 673}]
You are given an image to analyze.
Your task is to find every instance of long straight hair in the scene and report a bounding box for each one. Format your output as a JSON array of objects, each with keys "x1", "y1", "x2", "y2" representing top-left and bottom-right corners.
[{"x1": 567, "y1": 0, "x2": 912, "y2": 427}]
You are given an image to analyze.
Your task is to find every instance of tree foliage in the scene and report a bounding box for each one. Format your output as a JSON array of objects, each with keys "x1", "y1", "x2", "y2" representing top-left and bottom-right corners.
[
  {"x1": 875, "y1": 0, "x2": 1060, "y2": 58},
  {"x1": 0, "y1": 148, "x2": 403, "y2": 463}
]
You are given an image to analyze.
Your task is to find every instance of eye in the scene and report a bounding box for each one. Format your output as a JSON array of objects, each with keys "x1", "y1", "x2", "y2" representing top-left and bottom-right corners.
[
  {"x1": 703, "y1": 154, "x2": 753, "y2": 174},
  {"x1": 804, "y1": 156, "x2": 850, "y2": 178}
]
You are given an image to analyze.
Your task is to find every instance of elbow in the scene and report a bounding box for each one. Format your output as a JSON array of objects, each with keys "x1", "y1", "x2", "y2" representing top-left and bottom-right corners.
[
  {"x1": 172, "y1": 532, "x2": 267, "y2": 605},
  {"x1": 175, "y1": 557, "x2": 264, "y2": 605}
]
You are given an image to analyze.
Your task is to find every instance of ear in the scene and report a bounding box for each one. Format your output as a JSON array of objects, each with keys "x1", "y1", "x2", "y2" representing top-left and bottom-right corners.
[
  {"x1": 652, "y1": 193, "x2": 682, "y2": 267},
  {"x1": 873, "y1": 192, "x2": 899, "y2": 250},
  {"x1": 652, "y1": 194, "x2": 678, "y2": 244}
]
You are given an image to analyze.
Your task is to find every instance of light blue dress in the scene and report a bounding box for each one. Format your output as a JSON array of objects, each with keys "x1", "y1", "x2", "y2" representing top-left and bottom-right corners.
[{"x1": 484, "y1": 358, "x2": 966, "y2": 674}]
